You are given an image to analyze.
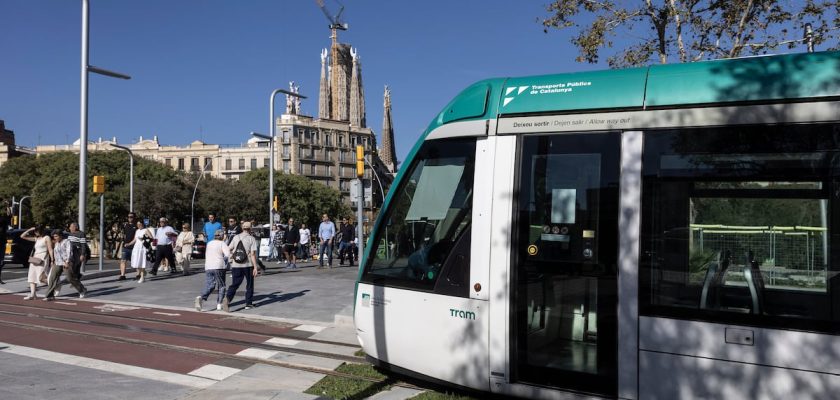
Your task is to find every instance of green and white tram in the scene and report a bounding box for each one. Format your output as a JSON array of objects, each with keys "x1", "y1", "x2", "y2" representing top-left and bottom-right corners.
[{"x1": 354, "y1": 50, "x2": 840, "y2": 399}]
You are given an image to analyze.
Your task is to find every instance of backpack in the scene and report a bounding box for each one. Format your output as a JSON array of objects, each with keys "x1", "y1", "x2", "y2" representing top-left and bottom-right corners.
[{"x1": 232, "y1": 237, "x2": 248, "y2": 264}]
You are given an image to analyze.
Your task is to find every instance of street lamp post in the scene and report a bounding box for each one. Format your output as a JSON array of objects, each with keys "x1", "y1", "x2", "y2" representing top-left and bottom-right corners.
[
  {"x1": 79, "y1": 0, "x2": 131, "y2": 232},
  {"x1": 363, "y1": 156, "x2": 388, "y2": 259},
  {"x1": 16, "y1": 196, "x2": 30, "y2": 229},
  {"x1": 109, "y1": 143, "x2": 134, "y2": 212},
  {"x1": 262, "y1": 88, "x2": 306, "y2": 227},
  {"x1": 190, "y1": 159, "x2": 213, "y2": 234}
]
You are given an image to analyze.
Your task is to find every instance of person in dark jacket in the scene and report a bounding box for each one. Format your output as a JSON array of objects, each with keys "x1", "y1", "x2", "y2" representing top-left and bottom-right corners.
[
  {"x1": 283, "y1": 218, "x2": 300, "y2": 269},
  {"x1": 338, "y1": 217, "x2": 356, "y2": 266}
]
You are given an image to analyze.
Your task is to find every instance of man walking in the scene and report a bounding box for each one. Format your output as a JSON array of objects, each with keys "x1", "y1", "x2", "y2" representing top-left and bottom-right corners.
[
  {"x1": 67, "y1": 222, "x2": 88, "y2": 280},
  {"x1": 44, "y1": 229, "x2": 86, "y2": 300},
  {"x1": 119, "y1": 212, "x2": 137, "y2": 281},
  {"x1": 223, "y1": 221, "x2": 259, "y2": 311},
  {"x1": 284, "y1": 218, "x2": 300, "y2": 269},
  {"x1": 317, "y1": 214, "x2": 336, "y2": 269},
  {"x1": 150, "y1": 217, "x2": 179, "y2": 276},
  {"x1": 224, "y1": 217, "x2": 241, "y2": 245},
  {"x1": 298, "y1": 223, "x2": 311, "y2": 262},
  {"x1": 203, "y1": 213, "x2": 222, "y2": 243},
  {"x1": 338, "y1": 217, "x2": 356, "y2": 267}
]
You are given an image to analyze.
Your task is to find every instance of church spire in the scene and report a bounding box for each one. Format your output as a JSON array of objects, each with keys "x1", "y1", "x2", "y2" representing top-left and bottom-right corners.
[
  {"x1": 329, "y1": 38, "x2": 352, "y2": 121},
  {"x1": 318, "y1": 49, "x2": 330, "y2": 119},
  {"x1": 349, "y1": 48, "x2": 366, "y2": 128},
  {"x1": 380, "y1": 85, "x2": 397, "y2": 174}
]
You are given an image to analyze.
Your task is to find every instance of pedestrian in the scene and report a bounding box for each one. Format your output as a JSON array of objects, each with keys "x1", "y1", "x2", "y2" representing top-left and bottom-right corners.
[
  {"x1": 338, "y1": 217, "x2": 356, "y2": 267},
  {"x1": 128, "y1": 220, "x2": 153, "y2": 283},
  {"x1": 0, "y1": 199, "x2": 10, "y2": 284},
  {"x1": 150, "y1": 217, "x2": 179, "y2": 276},
  {"x1": 224, "y1": 216, "x2": 241, "y2": 245},
  {"x1": 44, "y1": 229, "x2": 86, "y2": 300},
  {"x1": 298, "y1": 223, "x2": 310, "y2": 262},
  {"x1": 195, "y1": 230, "x2": 228, "y2": 312},
  {"x1": 222, "y1": 221, "x2": 259, "y2": 311},
  {"x1": 284, "y1": 218, "x2": 300, "y2": 269},
  {"x1": 21, "y1": 225, "x2": 53, "y2": 300},
  {"x1": 274, "y1": 223, "x2": 287, "y2": 264},
  {"x1": 203, "y1": 212, "x2": 222, "y2": 243},
  {"x1": 267, "y1": 224, "x2": 279, "y2": 261},
  {"x1": 317, "y1": 213, "x2": 336, "y2": 269},
  {"x1": 106, "y1": 222, "x2": 121, "y2": 259},
  {"x1": 176, "y1": 223, "x2": 195, "y2": 275},
  {"x1": 67, "y1": 222, "x2": 87, "y2": 282},
  {"x1": 118, "y1": 212, "x2": 137, "y2": 281}
]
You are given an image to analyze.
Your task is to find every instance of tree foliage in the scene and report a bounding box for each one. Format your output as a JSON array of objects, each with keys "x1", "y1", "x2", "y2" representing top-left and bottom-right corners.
[{"x1": 542, "y1": 0, "x2": 840, "y2": 68}]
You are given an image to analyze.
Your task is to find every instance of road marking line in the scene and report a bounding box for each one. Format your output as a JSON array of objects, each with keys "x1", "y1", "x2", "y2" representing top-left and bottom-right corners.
[
  {"x1": 236, "y1": 347, "x2": 280, "y2": 359},
  {"x1": 293, "y1": 324, "x2": 325, "y2": 333},
  {"x1": 0, "y1": 341, "x2": 215, "y2": 388},
  {"x1": 55, "y1": 302, "x2": 78, "y2": 305},
  {"x1": 187, "y1": 364, "x2": 241, "y2": 381},
  {"x1": 265, "y1": 337, "x2": 301, "y2": 347},
  {"x1": 93, "y1": 304, "x2": 142, "y2": 312},
  {"x1": 152, "y1": 311, "x2": 181, "y2": 316}
]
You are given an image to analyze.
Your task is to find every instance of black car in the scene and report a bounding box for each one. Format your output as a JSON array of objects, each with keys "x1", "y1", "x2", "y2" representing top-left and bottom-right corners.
[
  {"x1": 3, "y1": 229, "x2": 35, "y2": 267},
  {"x1": 191, "y1": 237, "x2": 206, "y2": 259}
]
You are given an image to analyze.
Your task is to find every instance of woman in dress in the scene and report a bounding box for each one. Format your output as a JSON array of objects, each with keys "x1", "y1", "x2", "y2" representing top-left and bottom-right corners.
[
  {"x1": 128, "y1": 220, "x2": 153, "y2": 283},
  {"x1": 21, "y1": 225, "x2": 53, "y2": 300},
  {"x1": 175, "y1": 223, "x2": 195, "y2": 275}
]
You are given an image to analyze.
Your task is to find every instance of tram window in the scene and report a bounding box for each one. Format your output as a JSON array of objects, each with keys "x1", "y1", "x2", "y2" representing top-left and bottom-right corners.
[
  {"x1": 640, "y1": 125, "x2": 840, "y2": 334},
  {"x1": 361, "y1": 138, "x2": 475, "y2": 294}
]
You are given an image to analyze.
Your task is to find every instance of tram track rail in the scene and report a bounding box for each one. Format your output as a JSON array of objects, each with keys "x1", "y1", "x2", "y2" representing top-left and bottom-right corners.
[
  {"x1": 0, "y1": 301, "x2": 356, "y2": 349},
  {"x1": 0, "y1": 308, "x2": 424, "y2": 391}
]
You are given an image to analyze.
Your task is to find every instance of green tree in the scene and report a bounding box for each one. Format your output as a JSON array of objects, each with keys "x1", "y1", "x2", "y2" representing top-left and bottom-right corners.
[
  {"x1": 239, "y1": 168, "x2": 351, "y2": 227},
  {"x1": 542, "y1": 1, "x2": 840, "y2": 68}
]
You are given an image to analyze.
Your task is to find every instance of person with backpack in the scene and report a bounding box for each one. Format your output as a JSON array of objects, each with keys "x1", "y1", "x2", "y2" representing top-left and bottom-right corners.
[{"x1": 223, "y1": 221, "x2": 259, "y2": 312}]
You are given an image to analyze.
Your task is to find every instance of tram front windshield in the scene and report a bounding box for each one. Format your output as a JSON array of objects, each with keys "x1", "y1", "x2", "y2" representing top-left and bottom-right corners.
[{"x1": 363, "y1": 138, "x2": 476, "y2": 289}]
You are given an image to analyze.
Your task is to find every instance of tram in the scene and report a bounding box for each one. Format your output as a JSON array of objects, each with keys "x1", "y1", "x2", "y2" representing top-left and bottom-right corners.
[{"x1": 354, "y1": 50, "x2": 840, "y2": 399}]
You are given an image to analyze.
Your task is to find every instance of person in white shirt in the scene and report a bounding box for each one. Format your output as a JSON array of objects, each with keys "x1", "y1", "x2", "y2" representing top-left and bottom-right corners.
[
  {"x1": 175, "y1": 223, "x2": 195, "y2": 275},
  {"x1": 44, "y1": 229, "x2": 86, "y2": 300},
  {"x1": 150, "y1": 217, "x2": 179, "y2": 276},
  {"x1": 195, "y1": 230, "x2": 229, "y2": 311},
  {"x1": 223, "y1": 221, "x2": 259, "y2": 312},
  {"x1": 298, "y1": 223, "x2": 311, "y2": 262}
]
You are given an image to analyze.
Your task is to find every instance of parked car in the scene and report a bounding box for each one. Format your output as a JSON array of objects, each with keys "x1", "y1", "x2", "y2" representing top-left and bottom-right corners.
[
  {"x1": 3, "y1": 229, "x2": 35, "y2": 267},
  {"x1": 191, "y1": 237, "x2": 206, "y2": 259}
]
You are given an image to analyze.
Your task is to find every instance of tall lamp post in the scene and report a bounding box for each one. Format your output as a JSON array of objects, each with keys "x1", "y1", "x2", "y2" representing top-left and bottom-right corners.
[
  {"x1": 15, "y1": 196, "x2": 31, "y2": 229},
  {"x1": 363, "y1": 156, "x2": 388, "y2": 258},
  {"x1": 109, "y1": 143, "x2": 134, "y2": 212},
  {"x1": 79, "y1": 0, "x2": 131, "y2": 231},
  {"x1": 190, "y1": 159, "x2": 213, "y2": 234},
  {"x1": 261, "y1": 88, "x2": 306, "y2": 226}
]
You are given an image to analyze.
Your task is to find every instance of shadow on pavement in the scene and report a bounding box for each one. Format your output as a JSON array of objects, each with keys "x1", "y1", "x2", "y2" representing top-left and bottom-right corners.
[{"x1": 229, "y1": 289, "x2": 311, "y2": 310}]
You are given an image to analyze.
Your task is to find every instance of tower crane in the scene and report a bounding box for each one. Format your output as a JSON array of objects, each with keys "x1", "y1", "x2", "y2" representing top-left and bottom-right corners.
[{"x1": 315, "y1": 0, "x2": 348, "y2": 33}]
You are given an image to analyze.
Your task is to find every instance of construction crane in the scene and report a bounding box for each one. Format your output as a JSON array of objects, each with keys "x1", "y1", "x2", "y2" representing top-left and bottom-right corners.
[{"x1": 315, "y1": 0, "x2": 348, "y2": 33}]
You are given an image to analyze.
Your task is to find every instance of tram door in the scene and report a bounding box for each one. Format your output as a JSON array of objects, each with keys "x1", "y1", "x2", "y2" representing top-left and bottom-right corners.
[{"x1": 511, "y1": 133, "x2": 620, "y2": 397}]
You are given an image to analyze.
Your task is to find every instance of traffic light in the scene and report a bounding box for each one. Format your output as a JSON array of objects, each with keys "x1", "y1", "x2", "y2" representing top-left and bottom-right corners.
[
  {"x1": 93, "y1": 175, "x2": 105, "y2": 193},
  {"x1": 273, "y1": 195, "x2": 279, "y2": 211},
  {"x1": 11, "y1": 216, "x2": 17, "y2": 226},
  {"x1": 356, "y1": 145, "x2": 365, "y2": 178}
]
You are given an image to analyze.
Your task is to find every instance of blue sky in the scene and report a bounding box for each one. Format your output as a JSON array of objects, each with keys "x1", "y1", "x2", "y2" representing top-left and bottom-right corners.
[{"x1": 1, "y1": 1, "x2": 595, "y2": 162}]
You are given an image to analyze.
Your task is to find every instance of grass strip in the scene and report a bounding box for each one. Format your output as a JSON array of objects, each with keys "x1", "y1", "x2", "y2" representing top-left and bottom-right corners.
[{"x1": 304, "y1": 363, "x2": 393, "y2": 400}]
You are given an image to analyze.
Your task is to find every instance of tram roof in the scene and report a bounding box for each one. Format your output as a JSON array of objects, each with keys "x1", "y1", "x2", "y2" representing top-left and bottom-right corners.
[{"x1": 429, "y1": 50, "x2": 840, "y2": 132}]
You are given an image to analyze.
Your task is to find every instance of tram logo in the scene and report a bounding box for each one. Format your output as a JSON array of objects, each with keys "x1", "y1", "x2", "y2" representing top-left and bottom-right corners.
[
  {"x1": 450, "y1": 308, "x2": 476, "y2": 320},
  {"x1": 502, "y1": 86, "x2": 530, "y2": 107}
]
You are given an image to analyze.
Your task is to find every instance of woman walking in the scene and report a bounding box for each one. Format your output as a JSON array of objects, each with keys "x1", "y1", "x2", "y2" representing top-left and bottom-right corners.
[
  {"x1": 128, "y1": 220, "x2": 153, "y2": 283},
  {"x1": 195, "y1": 230, "x2": 229, "y2": 311},
  {"x1": 176, "y1": 223, "x2": 195, "y2": 275},
  {"x1": 21, "y1": 225, "x2": 53, "y2": 300}
]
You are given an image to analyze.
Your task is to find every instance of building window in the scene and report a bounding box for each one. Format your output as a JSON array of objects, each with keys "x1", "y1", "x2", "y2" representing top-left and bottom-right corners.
[
  {"x1": 239, "y1": 158, "x2": 245, "y2": 170},
  {"x1": 264, "y1": 158, "x2": 269, "y2": 168},
  {"x1": 350, "y1": 135, "x2": 357, "y2": 147},
  {"x1": 326, "y1": 150, "x2": 333, "y2": 161},
  {"x1": 282, "y1": 130, "x2": 291, "y2": 143},
  {"x1": 304, "y1": 131, "x2": 311, "y2": 144},
  {"x1": 325, "y1": 133, "x2": 332, "y2": 147},
  {"x1": 283, "y1": 145, "x2": 290, "y2": 157},
  {"x1": 226, "y1": 159, "x2": 232, "y2": 170},
  {"x1": 338, "y1": 134, "x2": 345, "y2": 147},
  {"x1": 178, "y1": 158, "x2": 185, "y2": 170},
  {"x1": 326, "y1": 165, "x2": 332, "y2": 175},
  {"x1": 310, "y1": 163, "x2": 316, "y2": 174},
  {"x1": 313, "y1": 132, "x2": 320, "y2": 145},
  {"x1": 251, "y1": 158, "x2": 257, "y2": 170},
  {"x1": 283, "y1": 161, "x2": 290, "y2": 174},
  {"x1": 298, "y1": 161, "x2": 303, "y2": 173},
  {"x1": 165, "y1": 158, "x2": 172, "y2": 167},
  {"x1": 205, "y1": 158, "x2": 213, "y2": 171}
]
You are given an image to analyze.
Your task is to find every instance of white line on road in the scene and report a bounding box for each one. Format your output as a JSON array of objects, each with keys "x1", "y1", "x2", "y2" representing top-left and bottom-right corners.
[
  {"x1": 293, "y1": 324, "x2": 326, "y2": 333},
  {"x1": 0, "y1": 341, "x2": 215, "y2": 388},
  {"x1": 153, "y1": 311, "x2": 181, "y2": 316},
  {"x1": 187, "y1": 364, "x2": 241, "y2": 381}
]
